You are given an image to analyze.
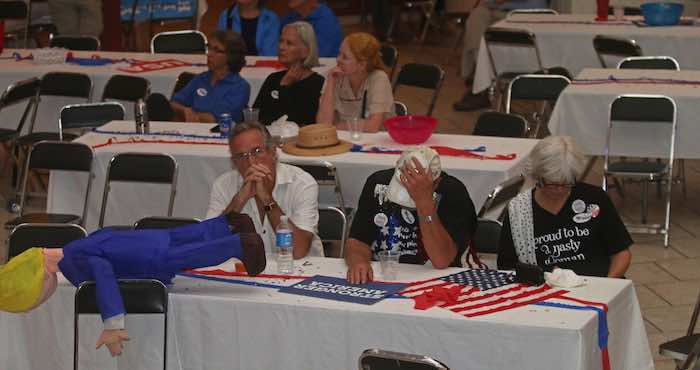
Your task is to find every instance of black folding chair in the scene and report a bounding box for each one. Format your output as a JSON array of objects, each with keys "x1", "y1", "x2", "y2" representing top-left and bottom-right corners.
[
  {"x1": 74, "y1": 279, "x2": 168, "y2": 370},
  {"x1": 171, "y1": 71, "x2": 197, "y2": 97},
  {"x1": 0, "y1": 1, "x2": 29, "y2": 48},
  {"x1": 134, "y1": 216, "x2": 200, "y2": 230},
  {"x1": 59, "y1": 102, "x2": 126, "y2": 140},
  {"x1": 380, "y1": 44, "x2": 399, "y2": 80},
  {"x1": 392, "y1": 63, "x2": 445, "y2": 116},
  {"x1": 8, "y1": 223, "x2": 87, "y2": 259},
  {"x1": 49, "y1": 35, "x2": 101, "y2": 51},
  {"x1": 102, "y1": 74, "x2": 151, "y2": 103},
  {"x1": 472, "y1": 218, "x2": 502, "y2": 254},
  {"x1": 617, "y1": 56, "x2": 680, "y2": 70},
  {"x1": 318, "y1": 206, "x2": 347, "y2": 258},
  {"x1": 0, "y1": 78, "x2": 41, "y2": 206},
  {"x1": 386, "y1": 0, "x2": 438, "y2": 43},
  {"x1": 394, "y1": 101, "x2": 408, "y2": 116},
  {"x1": 483, "y1": 27, "x2": 545, "y2": 111},
  {"x1": 98, "y1": 152, "x2": 178, "y2": 228},
  {"x1": 5, "y1": 141, "x2": 93, "y2": 230},
  {"x1": 505, "y1": 74, "x2": 570, "y2": 137},
  {"x1": 603, "y1": 94, "x2": 677, "y2": 246},
  {"x1": 151, "y1": 30, "x2": 207, "y2": 54},
  {"x1": 17, "y1": 72, "x2": 93, "y2": 146},
  {"x1": 660, "y1": 289, "x2": 700, "y2": 369},
  {"x1": 593, "y1": 35, "x2": 642, "y2": 68},
  {"x1": 478, "y1": 174, "x2": 525, "y2": 220},
  {"x1": 472, "y1": 111, "x2": 527, "y2": 138},
  {"x1": 359, "y1": 349, "x2": 449, "y2": 370},
  {"x1": 286, "y1": 160, "x2": 348, "y2": 212}
]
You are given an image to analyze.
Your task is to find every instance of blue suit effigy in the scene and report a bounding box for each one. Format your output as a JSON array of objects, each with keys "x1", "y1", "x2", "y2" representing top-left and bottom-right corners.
[{"x1": 58, "y1": 216, "x2": 241, "y2": 321}]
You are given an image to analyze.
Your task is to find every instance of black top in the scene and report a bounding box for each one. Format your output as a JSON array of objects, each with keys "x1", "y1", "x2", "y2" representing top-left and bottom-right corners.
[
  {"x1": 240, "y1": 16, "x2": 259, "y2": 56},
  {"x1": 498, "y1": 182, "x2": 633, "y2": 277},
  {"x1": 253, "y1": 70, "x2": 325, "y2": 126},
  {"x1": 349, "y1": 169, "x2": 477, "y2": 265}
]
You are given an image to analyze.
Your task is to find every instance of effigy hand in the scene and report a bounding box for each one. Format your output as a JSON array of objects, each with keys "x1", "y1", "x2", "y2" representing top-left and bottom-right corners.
[{"x1": 96, "y1": 329, "x2": 130, "y2": 356}]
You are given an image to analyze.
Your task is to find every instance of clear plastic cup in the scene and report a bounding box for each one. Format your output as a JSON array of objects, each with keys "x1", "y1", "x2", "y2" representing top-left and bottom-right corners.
[
  {"x1": 243, "y1": 107, "x2": 260, "y2": 123},
  {"x1": 378, "y1": 250, "x2": 400, "y2": 280},
  {"x1": 349, "y1": 117, "x2": 364, "y2": 142}
]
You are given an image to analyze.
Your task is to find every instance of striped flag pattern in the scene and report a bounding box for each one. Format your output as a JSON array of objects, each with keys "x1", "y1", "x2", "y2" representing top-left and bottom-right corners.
[{"x1": 401, "y1": 270, "x2": 568, "y2": 317}]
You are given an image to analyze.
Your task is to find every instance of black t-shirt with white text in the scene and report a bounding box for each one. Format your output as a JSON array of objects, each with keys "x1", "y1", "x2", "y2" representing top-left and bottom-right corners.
[
  {"x1": 349, "y1": 169, "x2": 477, "y2": 265},
  {"x1": 498, "y1": 182, "x2": 633, "y2": 277}
]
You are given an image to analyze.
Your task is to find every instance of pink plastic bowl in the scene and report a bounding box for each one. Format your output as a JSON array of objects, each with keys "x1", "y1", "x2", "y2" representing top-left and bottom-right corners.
[{"x1": 384, "y1": 115, "x2": 438, "y2": 144}]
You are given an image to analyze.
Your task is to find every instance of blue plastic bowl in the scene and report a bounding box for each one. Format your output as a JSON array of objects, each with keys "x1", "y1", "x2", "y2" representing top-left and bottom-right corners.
[{"x1": 640, "y1": 2, "x2": 684, "y2": 26}]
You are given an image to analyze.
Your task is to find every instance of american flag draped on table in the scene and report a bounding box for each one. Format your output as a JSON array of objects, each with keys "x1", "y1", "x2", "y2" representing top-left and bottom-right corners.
[{"x1": 401, "y1": 269, "x2": 568, "y2": 316}]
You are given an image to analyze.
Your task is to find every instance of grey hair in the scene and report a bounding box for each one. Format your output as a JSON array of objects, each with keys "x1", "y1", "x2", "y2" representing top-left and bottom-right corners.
[
  {"x1": 528, "y1": 136, "x2": 587, "y2": 184},
  {"x1": 283, "y1": 21, "x2": 320, "y2": 69},
  {"x1": 229, "y1": 121, "x2": 275, "y2": 150}
]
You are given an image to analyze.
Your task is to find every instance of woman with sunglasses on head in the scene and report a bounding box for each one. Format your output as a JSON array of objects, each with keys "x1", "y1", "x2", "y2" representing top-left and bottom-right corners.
[
  {"x1": 217, "y1": 0, "x2": 280, "y2": 56},
  {"x1": 316, "y1": 32, "x2": 394, "y2": 133},
  {"x1": 498, "y1": 136, "x2": 633, "y2": 278},
  {"x1": 163, "y1": 30, "x2": 250, "y2": 123}
]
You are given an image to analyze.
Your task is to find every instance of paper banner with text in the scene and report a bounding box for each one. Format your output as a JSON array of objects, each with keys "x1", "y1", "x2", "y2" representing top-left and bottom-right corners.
[{"x1": 278, "y1": 275, "x2": 406, "y2": 305}]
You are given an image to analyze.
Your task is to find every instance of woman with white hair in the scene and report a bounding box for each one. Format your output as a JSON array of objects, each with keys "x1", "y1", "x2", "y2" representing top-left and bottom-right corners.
[
  {"x1": 252, "y1": 21, "x2": 324, "y2": 126},
  {"x1": 498, "y1": 136, "x2": 632, "y2": 278}
]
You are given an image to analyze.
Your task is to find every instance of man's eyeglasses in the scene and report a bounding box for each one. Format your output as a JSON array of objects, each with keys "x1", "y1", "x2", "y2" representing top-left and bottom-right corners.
[
  {"x1": 537, "y1": 178, "x2": 575, "y2": 188},
  {"x1": 231, "y1": 146, "x2": 267, "y2": 161},
  {"x1": 206, "y1": 43, "x2": 226, "y2": 54}
]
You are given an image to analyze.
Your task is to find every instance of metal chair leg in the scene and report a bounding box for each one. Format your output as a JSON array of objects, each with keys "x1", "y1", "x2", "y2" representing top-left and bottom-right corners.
[{"x1": 642, "y1": 180, "x2": 649, "y2": 224}]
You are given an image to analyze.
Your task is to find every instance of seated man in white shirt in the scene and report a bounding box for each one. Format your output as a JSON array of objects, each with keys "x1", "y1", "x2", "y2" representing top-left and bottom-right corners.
[{"x1": 206, "y1": 121, "x2": 323, "y2": 257}]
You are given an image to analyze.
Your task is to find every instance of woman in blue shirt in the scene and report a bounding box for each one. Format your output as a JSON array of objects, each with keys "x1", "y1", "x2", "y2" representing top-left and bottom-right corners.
[
  {"x1": 171, "y1": 30, "x2": 251, "y2": 123},
  {"x1": 217, "y1": 0, "x2": 280, "y2": 56}
]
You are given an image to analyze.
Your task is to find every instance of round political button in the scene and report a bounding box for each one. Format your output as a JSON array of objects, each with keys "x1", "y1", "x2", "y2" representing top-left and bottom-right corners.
[
  {"x1": 196, "y1": 88, "x2": 208, "y2": 97},
  {"x1": 374, "y1": 213, "x2": 388, "y2": 227},
  {"x1": 401, "y1": 209, "x2": 415, "y2": 225},
  {"x1": 572, "y1": 199, "x2": 586, "y2": 214}
]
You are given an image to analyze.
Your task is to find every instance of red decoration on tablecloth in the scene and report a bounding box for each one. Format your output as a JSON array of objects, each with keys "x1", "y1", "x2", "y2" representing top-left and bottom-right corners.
[
  {"x1": 91, "y1": 137, "x2": 228, "y2": 149},
  {"x1": 117, "y1": 59, "x2": 201, "y2": 73},
  {"x1": 249, "y1": 60, "x2": 286, "y2": 69},
  {"x1": 185, "y1": 268, "x2": 311, "y2": 280}
]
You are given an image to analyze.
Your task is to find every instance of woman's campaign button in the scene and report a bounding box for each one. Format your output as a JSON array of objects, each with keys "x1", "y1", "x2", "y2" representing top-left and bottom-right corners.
[
  {"x1": 401, "y1": 209, "x2": 415, "y2": 225},
  {"x1": 196, "y1": 88, "x2": 208, "y2": 97},
  {"x1": 572, "y1": 199, "x2": 586, "y2": 214},
  {"x1": 573, "y1": 213, "x2": 591, "y2": 223},
  {"x1": 374, "y1": 213, "x2": 388, "y2": 227}
]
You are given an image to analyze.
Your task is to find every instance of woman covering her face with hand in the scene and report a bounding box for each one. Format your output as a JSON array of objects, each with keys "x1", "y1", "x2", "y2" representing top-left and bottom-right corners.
[{"x1": 316, "y1": 32, "x2": 394, "y2": 133}]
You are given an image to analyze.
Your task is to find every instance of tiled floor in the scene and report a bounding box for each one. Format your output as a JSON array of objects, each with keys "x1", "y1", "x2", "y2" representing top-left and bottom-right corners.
[{"x1": 1, "y1": 20, "x2": 699, "y2": 369}]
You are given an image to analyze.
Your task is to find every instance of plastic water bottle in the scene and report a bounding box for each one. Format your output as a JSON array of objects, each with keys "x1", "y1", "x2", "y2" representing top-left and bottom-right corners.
[
  {"x1": 276, "y1": 216, "x2": 294, "y2": 274},
  {"x1": 134, "y1": 99, "x2": 148, "y2": 134},
  {"x1": 218, "y1": 113, "x2": 233, "y2": 138}
]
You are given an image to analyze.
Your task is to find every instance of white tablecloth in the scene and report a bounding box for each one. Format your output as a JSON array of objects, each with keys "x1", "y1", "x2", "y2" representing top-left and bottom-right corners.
[
  {"x1": 46, "y1": 121, "x2": 538, "y2": 231},
  {"x1": 0, "y1": 257, "x2": 653, "y2": 370},
  {"x1": 0, "y1": 49, "x2": 334, "y2": 134},
  {"x1": 549, "y1": 68, "x2": 700, "y2": 158},
  {"x1": 473, "y1": 14, "x2": 700, "y2": 92}
]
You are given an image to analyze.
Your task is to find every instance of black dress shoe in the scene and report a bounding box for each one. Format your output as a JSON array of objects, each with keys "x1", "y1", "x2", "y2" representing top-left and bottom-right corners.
[
  {"x1": 226, "y1": 212, "x2": 256, "y2": 234},
  {"x1": 239, "y1": 232, "x2": 266, "y2": 276},
  {"x1": 453, "y1": 92, "x2": 491, "y2": 112}
]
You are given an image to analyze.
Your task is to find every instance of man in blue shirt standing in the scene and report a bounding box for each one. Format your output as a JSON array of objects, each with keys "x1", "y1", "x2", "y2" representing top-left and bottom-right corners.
[
  {"x1": 281, "y1": 0, "x2": 342, "y2": 57},
  {"x1": 453, "y1": 0, "x2": 549, "y2": 112}
]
